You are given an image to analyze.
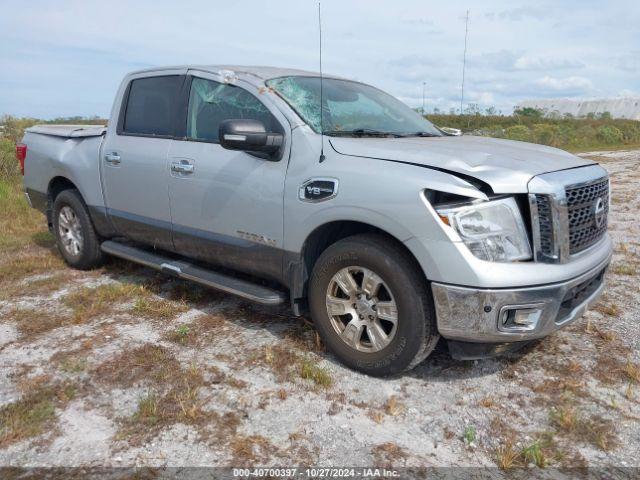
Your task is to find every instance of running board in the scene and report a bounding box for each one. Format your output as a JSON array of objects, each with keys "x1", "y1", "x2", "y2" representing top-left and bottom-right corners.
[{"x1": 100, "y1": 240, "x2": 286, "y2": 305}]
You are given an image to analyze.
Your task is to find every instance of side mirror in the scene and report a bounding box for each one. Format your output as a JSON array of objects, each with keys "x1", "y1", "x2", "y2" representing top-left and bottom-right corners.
[
  {"x1": 438, "y1": 126, "x2": 462, "y2": 136},
  {"x1": 219, "y1": 119, "x2": 283, "y2": 155}
]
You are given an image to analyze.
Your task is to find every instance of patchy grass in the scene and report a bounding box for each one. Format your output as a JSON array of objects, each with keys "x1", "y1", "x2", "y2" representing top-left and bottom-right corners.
[
  {"x1": 479, "y1": 396, "x2": 496, "y2": 409},
  {"x1": 463, "y1": 425, "x2": 477, "y2": 445},
  {"x1": 495, "y1": 438, "x2": 522, "y2": 470},
  {"x1": 95, "y1": 344, "x2": 181, "y2": 387},
  {"x1": 245, "y1": 341, "x2": 333, "y2": 388},
  {"x1": 231, "y1": 434, "x2": 279, "y2": 466},
  {"x1": 623, "y1": 358, "x2": 640, "y2": 383},
  {"x1": 225, "y1": 377, "x2": 248, "y2": 389},
  {"x1": 284, "y1": 321, "x2": 324, "y2": 352},
  {"x1": 50, "y1": 348, "x2": 90, "y2": 374},
  {"x1": 0, "y1": 250, "x2": 64, "y2": 286},
  {"x1": 368, "y1": 396, "x2": 406, "y2": 423},
  {"x1": 165, "y1": 324, "x2": 191, "y2": 344},
  {"x1": 610, "y1": 263, "x2": 637, "y2": 276},
  {"x1": 103, "y1": 347, "x2": 243, "y2": 446},
  {"x1": 118, "y1": 363, "x2": 218, "y2": 444},
  {"x1": 521, "y1": 433, "x2": 559, "y2": 468},
  {"x1": 0, "y1": 177, "x2": 48, "y2": 253},
  {"x1": 131, "y1": 295, "x2": 188, "y2": 320},
  {"x1": 384, "y1": 395, "x2": 405, "y2": 416},
  {"x1": 0, "y1": 381, "x2": 76, "y2": 448},
  {"x1": 299, "y1": 359, "x2": 333, "y2": 388},
  {"x1": 592, "y1": 301, "x2": 620, "y2": 317},
  {"x1": 494, "y1": 428, "x2": 565, "y2": 470},
  {"x1": 61, "y1": 282, "x2": 144, "y2": 322},
  {"x1": 9, "y1": 308, "x2": 69, "y2": 339},
  {"x1": 371, "y1": 442, "x2": 408, "y2": 468},
  {"x1": 550, "y1": 405, "x2": 618, "y2": 451},
  {"x1": 592, "y1": 343, "x2": 640, "y2": 386},
  {"x1": 549, "y1": 405, "x2": 578, "y2": 432},
  {"x1": 131, "y1": 392, "x2": 160, "y2": 427},
  {"x1": 60, "y1": 279, "x2": 187, "y2": 324},
  {"x1": 0, "y1": 271, "x2": 71, "y2": 301},
  {"x1": 254, "y1": 344, "x2": 333, "y2": 389},
  {"x1": 163, "y1": 313, "x2": 228, "y2": 347}
]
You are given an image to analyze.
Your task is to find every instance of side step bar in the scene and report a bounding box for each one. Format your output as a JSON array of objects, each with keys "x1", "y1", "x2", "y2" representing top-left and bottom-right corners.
[{"x1": 100, "y1": 241, "x2": 286, "y2": 305}]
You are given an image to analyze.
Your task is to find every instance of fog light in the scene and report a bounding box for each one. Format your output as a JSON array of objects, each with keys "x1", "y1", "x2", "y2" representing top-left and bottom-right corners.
[{"x1": 499, "y1": 305, "x2": 543, "y2": 332}]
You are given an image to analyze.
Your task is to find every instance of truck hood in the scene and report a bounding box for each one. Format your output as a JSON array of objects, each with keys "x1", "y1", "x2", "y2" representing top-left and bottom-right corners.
[{"x1": 329, "y1": 135, "x2": 595, "y2": 193}]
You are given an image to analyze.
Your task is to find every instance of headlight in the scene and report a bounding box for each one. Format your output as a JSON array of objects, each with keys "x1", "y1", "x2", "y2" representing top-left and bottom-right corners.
[{"x1": 436, "y1": 197, "x2": 532, "y2": 262}]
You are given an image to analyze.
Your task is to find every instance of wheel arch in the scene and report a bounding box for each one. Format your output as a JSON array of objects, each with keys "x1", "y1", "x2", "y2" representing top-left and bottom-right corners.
[
  {"x1": 48, "y1": 176, "x2": 79, "y2": 200},
  {"x1": 46, "y1": 176, "x2": 115, "y2": 238},
  {"x1": 44, "y1": 176, "x2": 81, "y2": 228},
  {"x1": 289, "y1": 220, "x2": 427, "y2": 314}
]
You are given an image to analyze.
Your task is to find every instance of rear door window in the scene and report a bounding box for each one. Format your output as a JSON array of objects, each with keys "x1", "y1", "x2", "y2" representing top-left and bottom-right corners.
[
  {"x1": 122, "y1": 76, "x2": 181, "y2": 136},
  {"x1": 186, "y1": 77, "x2": 280, "y2": 143}
]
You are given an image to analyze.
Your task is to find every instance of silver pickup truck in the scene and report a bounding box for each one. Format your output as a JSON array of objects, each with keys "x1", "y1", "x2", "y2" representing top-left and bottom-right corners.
[{"x1": 20, "y1": 65, "x2": 612, "y2": 376}]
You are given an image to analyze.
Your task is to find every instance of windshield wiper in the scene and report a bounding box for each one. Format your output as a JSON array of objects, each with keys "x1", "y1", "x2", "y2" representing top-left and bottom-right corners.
[
  {"x1": 325, "y1": 128, "x2": 404, "y2": 138},
  {"x1": 399, "y1": 131, "x2": 441, "y2": 137}
]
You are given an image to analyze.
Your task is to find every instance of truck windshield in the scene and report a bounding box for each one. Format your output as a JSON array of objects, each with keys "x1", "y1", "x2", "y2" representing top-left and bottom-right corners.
[{"x1": 266, "y1": 76, "x2": 442, "y2": 137}]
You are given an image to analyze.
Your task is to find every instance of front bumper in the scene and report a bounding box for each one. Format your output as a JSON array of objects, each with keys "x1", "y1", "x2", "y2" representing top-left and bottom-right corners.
[{"x1": 431, "y1": 253, "x2": 611, "y2": 343}]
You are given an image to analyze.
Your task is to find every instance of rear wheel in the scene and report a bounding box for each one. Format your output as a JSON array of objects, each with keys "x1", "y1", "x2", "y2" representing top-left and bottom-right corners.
[
  {"x1": 309, "y1": 234, "x2": 439, "y2": 376},
  {"x1": 52, "y1": 189, "x2": 103, "y2": 270}
]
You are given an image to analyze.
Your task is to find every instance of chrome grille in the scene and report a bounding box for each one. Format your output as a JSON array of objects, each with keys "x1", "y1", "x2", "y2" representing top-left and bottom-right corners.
[
  {"x1": 565, "y1": 178, "x2": 609, "y2": 254},
  {"x1": 529, "y1": 166, "x2": 610, "y2": 264}
]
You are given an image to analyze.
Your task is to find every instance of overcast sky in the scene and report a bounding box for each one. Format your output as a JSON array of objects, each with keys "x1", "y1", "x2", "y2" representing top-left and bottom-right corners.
[{"x1": 1, "y1": 0, "x2": 638, "y2": 118}]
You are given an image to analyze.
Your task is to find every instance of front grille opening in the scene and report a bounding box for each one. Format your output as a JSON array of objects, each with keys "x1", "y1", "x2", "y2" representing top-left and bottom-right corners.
[{"x1": 566, "y1": 178, "x2": 609, "y2": 255}]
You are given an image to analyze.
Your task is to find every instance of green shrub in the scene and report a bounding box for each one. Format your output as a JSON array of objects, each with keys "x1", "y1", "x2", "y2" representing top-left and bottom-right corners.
[
  {"x1": 505, "y1": 125, "x2": 531, "y2": 142},
  {"x1": 572, "y1": 125, "x2": 596, "y2": 146},
  {"x1": 427, "y1": 112, "x2": 640, "y2": 150},
  {"x1": 0, "y1": 138, "x2": 19, "y2": 180},
  {"x1": 531, "y1": 124, "x2": 562, "y2": 146},
  {"x1": 596, "y1": 125, "x2": 624, "y2": 144}
]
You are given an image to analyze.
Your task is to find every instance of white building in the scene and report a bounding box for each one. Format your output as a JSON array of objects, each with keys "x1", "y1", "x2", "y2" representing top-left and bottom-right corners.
[{"x1": 516, "y1": 98, "x2": 640, "y2": 120}]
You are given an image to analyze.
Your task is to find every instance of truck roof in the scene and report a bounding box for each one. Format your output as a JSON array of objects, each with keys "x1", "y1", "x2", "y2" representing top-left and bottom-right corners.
[{"x1": 128, "y1": 65, "x2": 346, "y2": 83}]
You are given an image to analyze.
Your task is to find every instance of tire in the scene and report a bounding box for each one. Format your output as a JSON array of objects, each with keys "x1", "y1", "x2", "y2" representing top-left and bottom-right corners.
[
  {"x1": 52, "y1": 189, "x2": 104, "y2": 270},
  {"x1": 308, "y1": 233, "x2": 439, "y2": 376}
]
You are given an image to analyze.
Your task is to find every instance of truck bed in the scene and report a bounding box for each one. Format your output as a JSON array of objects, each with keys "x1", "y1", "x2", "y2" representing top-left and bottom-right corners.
[{"x1": 22, "y1": 124, "x2": 107, "y2": 212}]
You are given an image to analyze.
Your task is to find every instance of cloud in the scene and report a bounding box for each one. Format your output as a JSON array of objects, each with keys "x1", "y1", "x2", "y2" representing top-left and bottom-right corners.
[
  {"x1": 514, "y1": 55, "x2": 585, "y2": 71},
  {"x1": 468, "y1": 50, "x2": 521, "y2": 71},
  {"x1": 485, "y1": 6, "x2": 549, "y2": 21},
  {"x1": 468, "y1": 52, "x2": 584, "y2": 73},
  {"x1": 615, "y1": 52, "x2": 640, "y2": 72},
  {"x1": 400, "y1": 17, "x2": 443, "y2": 34},
  {"x1": 0, "y1": 0, "x2": 637, "y2": 117},
  {"x1": 533, "y1": 76, "x2": 593, "y2": 95},
  {"x1": 617, "y1": 89, "x2": 640, "y2": 98},
  {"x1": 387, "y1": 55, "x2": 441, "y2": 69},
  {"x1": 386, "y1": 55, "x2": 451, "y2": 84},
  {"x1": 464, "y1": 91, "x2": 495, "y2": 106}
]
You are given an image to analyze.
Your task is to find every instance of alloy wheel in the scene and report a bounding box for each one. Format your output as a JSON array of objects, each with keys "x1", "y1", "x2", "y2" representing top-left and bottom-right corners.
[{"x1": 325, "y1": 266, "x2": 398, "y2": 353}]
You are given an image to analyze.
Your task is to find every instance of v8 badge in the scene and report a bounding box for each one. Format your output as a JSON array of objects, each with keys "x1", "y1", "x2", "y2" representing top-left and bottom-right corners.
[{"x1": 299, "y1": 178, "x2": 339, "y2": 202}]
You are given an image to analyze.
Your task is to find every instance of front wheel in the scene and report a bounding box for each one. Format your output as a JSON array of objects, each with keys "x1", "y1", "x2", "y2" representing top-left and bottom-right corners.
[
  {"x1": 308, "y1": 234, "x2": 439, "y2": 376},
  {"x1": 52, "y1": 189, "x2": 104, "y2": 270}
]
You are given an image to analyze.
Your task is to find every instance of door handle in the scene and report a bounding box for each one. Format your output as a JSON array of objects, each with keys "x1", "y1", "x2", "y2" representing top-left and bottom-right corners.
[
  {"x1": 171, "y1": 162, "x2": 194, "y2": 174},
  {"x1": 104, "y1": 152, "x2": 121, "y2": 165}
]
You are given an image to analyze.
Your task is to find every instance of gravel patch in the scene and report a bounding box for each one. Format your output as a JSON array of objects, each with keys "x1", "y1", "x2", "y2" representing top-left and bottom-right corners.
[{"x1": 0, "y1": 151, "x2": 638, "y2": 470}]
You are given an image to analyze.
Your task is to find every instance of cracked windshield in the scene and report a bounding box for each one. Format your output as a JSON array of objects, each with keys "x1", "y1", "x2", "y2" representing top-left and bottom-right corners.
[{"x1": 267, "y1": 76, "x2": 442, "y2": 137}]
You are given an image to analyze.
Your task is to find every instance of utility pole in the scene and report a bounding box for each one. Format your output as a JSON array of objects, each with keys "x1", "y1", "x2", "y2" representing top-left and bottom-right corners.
[
  {"x1": 460, "y1": 9, "x2": 469, "y2": 115},
  {"x1": 422, "y1": 82, "x2": 426, "y2": 115}
]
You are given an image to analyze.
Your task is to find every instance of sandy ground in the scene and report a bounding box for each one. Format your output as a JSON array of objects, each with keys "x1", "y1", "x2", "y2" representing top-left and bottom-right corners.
[{"x1": 0, "y1": 150, "x2": 638, "y2": 472}]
